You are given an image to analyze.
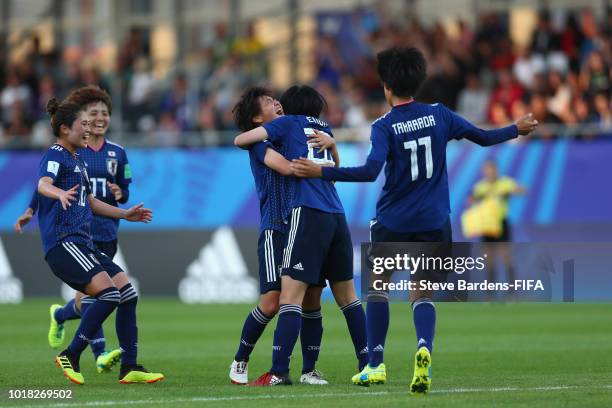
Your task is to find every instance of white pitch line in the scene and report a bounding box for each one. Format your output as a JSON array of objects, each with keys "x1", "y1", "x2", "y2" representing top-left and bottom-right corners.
[{"x1": 4, "y1": 385, "x2": 612, "y2": 408}]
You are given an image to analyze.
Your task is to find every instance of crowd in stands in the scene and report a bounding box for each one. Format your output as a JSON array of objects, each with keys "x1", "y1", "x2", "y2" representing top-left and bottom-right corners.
[{"x1": 0, "y1": 5, "x2": 610, "y2": 146}]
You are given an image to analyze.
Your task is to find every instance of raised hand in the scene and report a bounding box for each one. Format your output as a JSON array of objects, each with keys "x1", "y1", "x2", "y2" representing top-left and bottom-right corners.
[
  {"x1": 14, "y1": 209, "x2": 33, "y2": 233},
  {"x1": 124, "y1": 203, "x2": 153, "y2": 223},
  {"x1": 290, "y1": 158, "x2": 323, "y2": 178},
  {"x1": 59, "y1": 185, "x2": 79, "y2": 210},
  {"x1": 308, "y1": 129, "x2": 336, "y2": 153},
  {"x1": 107, "y1": 181, "x2": 123, "y2": 201},
  {"x1": 515, "y1": 113, "x2": 539, "y2": 136}
]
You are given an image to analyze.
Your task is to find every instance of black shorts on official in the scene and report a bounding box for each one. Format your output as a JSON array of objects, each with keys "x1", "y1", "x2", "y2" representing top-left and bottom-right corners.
[
  {"x1": 46, "y1": 241, "x2": 124, "y2": 293},
  {"x1": 257, "y1": 229, "x2": 284, "y2": 294},
  {"x1": 369, "y1": 217, "x2": 453, "y2": 283},
  {"x1": 281, "y1": 206, "x2": 353, "y2": 285},
  {"x1": 93, "y1": 239, "x2": 118, "y2": 259}
]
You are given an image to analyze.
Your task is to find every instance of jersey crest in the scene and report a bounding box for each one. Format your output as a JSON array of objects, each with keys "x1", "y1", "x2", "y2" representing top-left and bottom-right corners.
[{"x1": 106, "y1": 158, "x2": 118, "y2": 176}]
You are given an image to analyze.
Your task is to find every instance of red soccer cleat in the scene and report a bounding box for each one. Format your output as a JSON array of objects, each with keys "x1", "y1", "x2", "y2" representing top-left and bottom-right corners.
[{"x1": 249, "y1": 371, "x2": 292, "y2": 386}]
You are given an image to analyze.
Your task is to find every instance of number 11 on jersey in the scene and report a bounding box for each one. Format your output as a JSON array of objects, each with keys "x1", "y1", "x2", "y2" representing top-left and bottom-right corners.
[{"x1": 403, "y1": 136, "x2": 433, "y2": 181}]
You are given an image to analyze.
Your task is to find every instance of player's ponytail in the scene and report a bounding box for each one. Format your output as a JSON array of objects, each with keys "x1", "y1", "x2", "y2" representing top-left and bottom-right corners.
[
  {"x1": 46, "y1": 97, "x2": 83, "y2": 138},
  {"x1": 46, "y1": 98, "x2": 60, "y2": 116}
]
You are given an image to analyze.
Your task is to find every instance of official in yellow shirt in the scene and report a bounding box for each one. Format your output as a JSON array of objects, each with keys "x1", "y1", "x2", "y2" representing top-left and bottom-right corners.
[{"x1": 471, "y1": 160, "x2": 525, "y2": 242}]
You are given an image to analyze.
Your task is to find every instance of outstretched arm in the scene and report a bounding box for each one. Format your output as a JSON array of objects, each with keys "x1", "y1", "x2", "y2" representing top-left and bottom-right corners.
[
  {"x1": 15, "y1": 188, "x2": 40, "y2": 233},
  {"x1": 291, "y1": 157, "x2": 383, "y2": 181},
  {"x1": 89, "y1": 196, "x2": 152, "y2": 223},
  {"x1": 291, "y1": 124, "x2": 389, "y2": 181},
  {"x1": 38, "y1": 177, "x2": 79, "y2": 210},
  {"x1": 234, "y1": 127, "x2": 270, "y2": 149},
  {"x1": 451, "y1": 111, "x2": 538, "y2": 146}
]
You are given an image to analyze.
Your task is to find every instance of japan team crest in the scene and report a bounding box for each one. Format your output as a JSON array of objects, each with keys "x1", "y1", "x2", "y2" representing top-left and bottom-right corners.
[{"x1": 106, "y1": 158, "x2": 118, "y2": 177}]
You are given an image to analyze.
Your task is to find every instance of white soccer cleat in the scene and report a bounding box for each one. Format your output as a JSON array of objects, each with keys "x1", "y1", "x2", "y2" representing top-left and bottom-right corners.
[
  {"x1": 229, "y1": 360, "x2": 248, "y2": 385},
  {"x1": 300, "y1": 369, "x2": 329, "y2": 385}
]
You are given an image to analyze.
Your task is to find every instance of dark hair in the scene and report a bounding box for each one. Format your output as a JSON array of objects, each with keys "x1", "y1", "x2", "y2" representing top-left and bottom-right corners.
[
  {"x1": 232, "y1": 86, "x2": 273, "y2": 131},
  {"x1": 376, "y1": 47, "x2": 427, "y2": 98},
  {"x1": 66, "y1": 85, "x2": 112, "y2": 115},
  {"x1": 46, "y1": 98, "x2": 84, "y2": 137},
  {"x1": 280, "y1": 85, "x2": 327, "y2": 118}
]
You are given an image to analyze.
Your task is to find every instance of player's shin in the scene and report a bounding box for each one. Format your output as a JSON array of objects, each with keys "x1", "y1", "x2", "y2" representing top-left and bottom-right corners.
[
  {"x1": 80, "y1": 296, "x2": 106, "y2": 359},
  {"x1": 116, "y1": 283, "x2": 138, "y2": 367},
  {"x1": 67, "y1": 287, "x2": 120, "y2": 359},
  {"x1": 340, "y1": 300, "x2": 368, "y2": 370},
  {"x1": 271, "y1": 304, "x2": 303, "y2": 375},
  {"x1": 235, "y1": 306, "x2": 273, "y2": 361},
  {"x1": 54, "y1": 298, "x2": 81, "y2": 324},
  {"x1": 412, "y1": 297, "x2": 436, "y2": 352},
  {"x1": 300, "y1": 308, "x2": 323, "y2": 373},
  {"x1": 366, "y1": 290, "x2": 390, "y2": 367}
]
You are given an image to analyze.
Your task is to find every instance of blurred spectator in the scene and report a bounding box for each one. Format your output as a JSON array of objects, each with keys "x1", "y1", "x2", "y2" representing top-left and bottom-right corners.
[
  {"x1": 232, "y1": 22, "x2": 267, "y2": 79},
  {"x1": 118, "y1": 28, "x2": 150, "y2": 73},
  {"x1": 457, "y1": 73, "x2": 490, "y2": 124},
  {"x1": 3, "y1": 101, "x2": 33, "y2": 139},
  {"x1": 580, "y1": 51, "x2": 610, "y2": 95},
  {"x1": 153, "y1": 112, "x2": 181, "y2": 146},
  {"x1": 547, "y1": 71, "x2": 572, "y2": 122},
  {"x1": 160, "y1": 73, "x2": 199, "y2": 131},
  {"x1": 488, "y1": 70, "x2": 524, "y2": 122},
  {"x1": 1, "y1": 70, "x2": 31, "y2": 124},
  {"x1": 126, "y1": 57, "x2": 156, "y2": 130},
  {"x1": 530, "y1": 11, "x2": 560, "y2": 55},
  {"x1": 593, "y1": 92, "x2": 612, "y2": 131}
]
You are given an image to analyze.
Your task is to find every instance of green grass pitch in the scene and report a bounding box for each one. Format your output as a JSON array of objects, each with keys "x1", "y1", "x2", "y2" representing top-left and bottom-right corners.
[{"x1": 1, "y1": 300, "x2": 611, "y2": 407}]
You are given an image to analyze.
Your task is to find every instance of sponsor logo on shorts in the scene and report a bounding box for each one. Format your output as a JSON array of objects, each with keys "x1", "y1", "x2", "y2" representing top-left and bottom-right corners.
[{"x1": 292, "y1": 262, "x2": 304, "y2": 271}]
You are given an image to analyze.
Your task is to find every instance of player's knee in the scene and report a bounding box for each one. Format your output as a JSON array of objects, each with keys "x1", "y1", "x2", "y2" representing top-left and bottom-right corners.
[
  {"x1": 95, "y1": 287, "x2": 121, "y2": 304},
  {"x1": 302, "y1": 287, "x2": 322, "y2": 310},
  {"x1": 409, "y1": 287, "x2": 432, "y2": 303},
  {"x1": 259, "y1": 292, "x2": 280, "y2": 316},
  {"x1": 367, "y1": 289, "x2": 389, "y2": 303},
  {"x1": 412, "y1": 296, "x2": 434, "y2": 311},
  {"x1": 118, "y1": 283, "x2": 138, "y2": 305},
  {"x1": 259, "y1": 301, "x2": 279, "y2": 317},
  {"x1": 332, "y1": 289, "x2": 357, "y2": 308}
]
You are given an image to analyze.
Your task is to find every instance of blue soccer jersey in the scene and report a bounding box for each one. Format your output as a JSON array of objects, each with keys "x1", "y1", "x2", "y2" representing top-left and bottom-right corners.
[
  {"x1": 321, "y1": 102, "x2": 518, "y2": 232},
  {"x1": 30, "y1": 139, "x2": 131, "y2": 243},
  {"x1": 263, "y1": 115, "x2": 344, "y2": 214},
  {"x1": 37, "y1": 144, "x2": 94, "y2": 255},
  {"x1": 248, "y1": 141, "x2": 292, "y2": 233},
  {"x1": 79, "y1": 140, "x2": 131, "y2": 242}
]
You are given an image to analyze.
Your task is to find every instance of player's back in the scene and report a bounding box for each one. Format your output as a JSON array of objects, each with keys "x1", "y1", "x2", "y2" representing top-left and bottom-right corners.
[
  {"x1": 38, "y1": 144, "x2": 93, "y2": 254},
  {"x1": 373, "y1": 101, "x2": 456, "y2": 232},
  {"x1": 263, "y1": 114, "x2": 344, "y2": 214}
]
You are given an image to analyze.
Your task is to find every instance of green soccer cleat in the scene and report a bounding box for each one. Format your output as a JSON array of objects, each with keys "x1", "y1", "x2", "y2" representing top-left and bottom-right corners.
[
  {"x1": 119, "y1": 365, "x2": 165, "y2": 384},
  {"x1": 55, "y1": 350, "x2": 84, "y2": 385},
  {"x1": 48, "y1": 304, "x2": 65, "y2": 349},
  {"x1": 96, "y1": 349, "x2": 122, "y2": 373},
  {"x1": 410, "y1": 347, "x2": 432, "y2": 396},
  {"x1": 351, "y1": 363, "x2": 386, "y2": 386}
]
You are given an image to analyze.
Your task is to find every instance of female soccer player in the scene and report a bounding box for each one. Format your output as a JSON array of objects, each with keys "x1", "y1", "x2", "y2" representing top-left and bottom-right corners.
[
  {"x1": 37, "y1": 97, "x2": 163, "y2": 384},
  {"x1": 14, "y1": 86, "x2": 131, "y2": 374},
  {"x1": 234, "y1": 86, "x2": 368, "y2": 386}
]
